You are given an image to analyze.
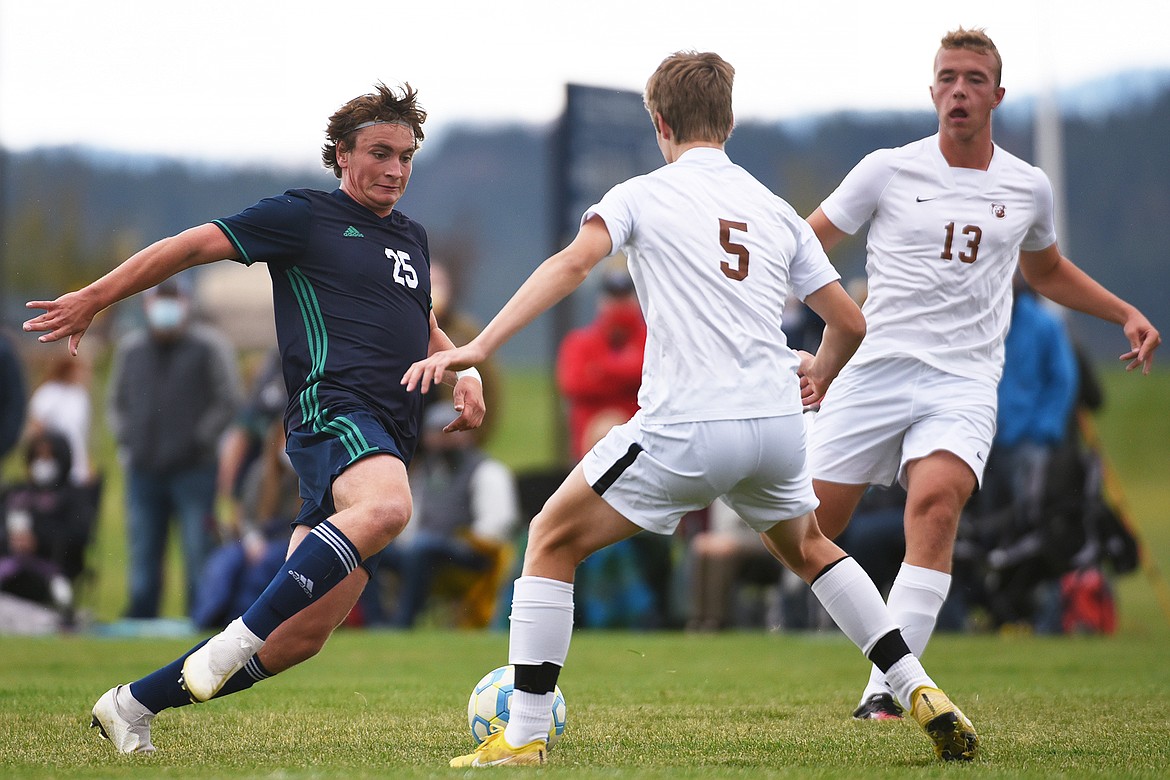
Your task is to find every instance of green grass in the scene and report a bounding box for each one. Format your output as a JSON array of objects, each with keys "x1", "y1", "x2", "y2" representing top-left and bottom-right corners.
[
  {"x1": 1, "y1": 629, "x2": 1169, "y2": 777},
  {"x1": 2, "y1": 367, "x2": 1167, "y2": 777}
]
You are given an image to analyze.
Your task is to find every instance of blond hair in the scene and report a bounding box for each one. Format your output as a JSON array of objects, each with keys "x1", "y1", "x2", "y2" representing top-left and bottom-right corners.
[
  {"x1": 939, "y1": 27, "x2": 1003, "y2": 86},
  {"x1": 644, "y1": 51, "x2": 735, "y2": 144}
]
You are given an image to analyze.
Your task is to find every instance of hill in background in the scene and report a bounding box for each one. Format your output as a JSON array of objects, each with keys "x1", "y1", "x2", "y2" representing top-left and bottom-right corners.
[{"x1": 4, "y1": 71, "x2": 1168, "y2": 367}]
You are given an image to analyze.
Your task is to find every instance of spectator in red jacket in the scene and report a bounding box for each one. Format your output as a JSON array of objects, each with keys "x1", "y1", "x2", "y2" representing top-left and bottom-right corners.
[{"x1": 556, "y1": 268, "x2": 645, "y2": 459}]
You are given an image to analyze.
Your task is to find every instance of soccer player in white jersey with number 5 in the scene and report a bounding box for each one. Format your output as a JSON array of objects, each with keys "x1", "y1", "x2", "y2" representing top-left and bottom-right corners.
[
  {"x1": 404, "y1": 51, "x2": 978, "y2": 766},
  {"x1": 805, "y1": 28, "x2": 1160, "y2": 722}
]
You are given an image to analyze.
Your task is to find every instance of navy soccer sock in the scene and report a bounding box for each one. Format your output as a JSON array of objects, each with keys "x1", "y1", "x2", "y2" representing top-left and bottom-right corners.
[
  {"x1": 241, "y1": 520, "x2": 360, "y2": 639},
  {"x1": 130, "y1": 641, "x2": 274, "y2": 713}
]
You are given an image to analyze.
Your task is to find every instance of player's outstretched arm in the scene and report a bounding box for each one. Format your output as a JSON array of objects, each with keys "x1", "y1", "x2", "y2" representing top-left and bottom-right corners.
[
  {"x1": 402, "y1": 217, "x2": 613, "y2": 393},
  {"x1": 426, "y1": 312, "x2": 486, "y2": 432},
  {"x1": 1020, "y1": 244, "x2": 1161, "y2": 374},
  {"x1": 806, "y1": 208, "x2": 850, "y2": 253},
  {"x1": 23, "y1": 224, "x2": 237, "y2": 355},
  {"x1": 798, "y1": 280, "x2": 866, "y2": 407}
]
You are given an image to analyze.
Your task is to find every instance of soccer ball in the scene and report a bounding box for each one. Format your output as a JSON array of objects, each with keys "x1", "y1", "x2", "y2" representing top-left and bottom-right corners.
[{"x1": 467, "y1": 665, "x2": 567, "y2": 749}]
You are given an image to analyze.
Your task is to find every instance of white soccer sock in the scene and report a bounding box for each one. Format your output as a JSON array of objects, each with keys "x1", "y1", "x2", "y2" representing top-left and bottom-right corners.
[
  {"x1": 507, "y1": 690, "x2": 556, "y2": 746},
  {"x1": 862, "y1": 563, "x2": 950, "y2": 705},
  {"x1": 505, "y1": 576, "x2": 574, "y2": 746},
  {"x1": 809, "y1": 557, "x2": 899, "y2": 656},
  {"x1": 883, "y1": 654, "x2": 937, "y2": 712}
]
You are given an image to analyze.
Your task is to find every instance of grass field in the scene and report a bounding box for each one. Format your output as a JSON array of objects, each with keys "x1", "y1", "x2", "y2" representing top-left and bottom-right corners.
[
  {"x1": 1, "y1": 368, "x2": 1167, "y2": 777},
  {"x1": 2, "y1": 629, "x2": 1169, "y2": 778}
]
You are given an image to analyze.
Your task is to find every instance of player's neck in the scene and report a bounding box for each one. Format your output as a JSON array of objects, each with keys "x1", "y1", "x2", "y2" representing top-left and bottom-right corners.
[
  {"x1": 937, "y1": 129, "x2": 994, "y2": 171},
  {"x1": 664, "y1": 140, "x2": 723, "y2": 164}
]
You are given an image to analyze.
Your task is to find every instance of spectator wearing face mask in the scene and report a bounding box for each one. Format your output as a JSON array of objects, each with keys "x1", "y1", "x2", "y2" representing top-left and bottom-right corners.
[
  {"x1": 107, "y1": 277, "x2": 242, "y2": 619},
  {"x1": 0, "y1": 430, "x2": 96, "y2": 623}
]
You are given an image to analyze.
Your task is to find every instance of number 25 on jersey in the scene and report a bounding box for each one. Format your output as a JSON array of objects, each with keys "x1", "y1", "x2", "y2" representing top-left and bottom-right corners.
[{"x1": 386, "y1": 248, "x2": 419, "y2": 288}]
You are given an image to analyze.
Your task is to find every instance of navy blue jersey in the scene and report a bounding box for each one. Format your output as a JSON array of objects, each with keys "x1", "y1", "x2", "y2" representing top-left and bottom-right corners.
[{"x1": 214, "y1": 188, "x2": 431, "y2": 460}]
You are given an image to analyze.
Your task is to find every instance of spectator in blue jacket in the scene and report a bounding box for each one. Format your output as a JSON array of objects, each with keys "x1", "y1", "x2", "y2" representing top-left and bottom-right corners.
[{"x1": 982, "y1": 278, "x2": 1079, "y2": 522}]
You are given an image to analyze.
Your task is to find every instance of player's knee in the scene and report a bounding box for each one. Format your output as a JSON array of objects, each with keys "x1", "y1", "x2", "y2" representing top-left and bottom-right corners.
[
  {"x1": 764, "y1": 516, "x2": 834, "y2": 581},
  {"x1": 907, "y1": 498, "x2": 961, "y2": 544},
  {"x1": 525, "y1": 512, "x2": 588, "y2": 569},
  {"x1": 364, "y1": 494, "x2": 412, "y2": 542}
]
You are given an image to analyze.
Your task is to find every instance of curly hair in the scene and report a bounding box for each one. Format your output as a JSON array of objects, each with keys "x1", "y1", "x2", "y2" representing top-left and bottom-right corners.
[{"x1": 321, "y1": 82, "x2": 427, "y2": 178}]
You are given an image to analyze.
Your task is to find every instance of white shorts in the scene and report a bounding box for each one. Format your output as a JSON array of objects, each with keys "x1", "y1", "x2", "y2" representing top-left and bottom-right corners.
[
  {"x1": 808, "y1": 357, "x2": 997, "y2": 488},
  {"x1": 582, "y1": 412, "x2": 818, "y2": 535}
]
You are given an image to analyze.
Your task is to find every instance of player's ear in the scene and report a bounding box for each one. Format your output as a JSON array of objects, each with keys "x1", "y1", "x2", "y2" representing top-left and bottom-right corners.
[
  {"x1": 654, "y1": 113, "x2": 672, "y2": 141},
  {"x1": 991, "y1": 86, "x2": 1005, "y2": 110},
  {"x1": 335, "y1": 140, "x2": 352, "y2": 169}
]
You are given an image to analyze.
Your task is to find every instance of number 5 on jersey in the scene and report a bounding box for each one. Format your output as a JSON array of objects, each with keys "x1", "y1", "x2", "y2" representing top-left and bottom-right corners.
[
  {"x1": 719, "y1": 218, "x2": 749, "y2": 281},
  {"x1": 386, "y1": 248, "x2": 419, "y2": 288}
]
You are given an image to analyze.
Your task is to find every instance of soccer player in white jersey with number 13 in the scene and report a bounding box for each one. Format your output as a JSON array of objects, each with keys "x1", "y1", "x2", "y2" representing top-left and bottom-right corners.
[
  {"x1": 805, "y1": 27, "x2": 1160, "y2": 722},
  {"x1": 404, "y1": 50, "x2": 978, "y2": 766}
]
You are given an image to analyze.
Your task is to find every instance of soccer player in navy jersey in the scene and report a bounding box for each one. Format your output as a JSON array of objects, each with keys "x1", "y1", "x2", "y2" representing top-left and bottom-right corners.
[{"x1": 24, "y1": 83, "x2": 485, "y2": 754}]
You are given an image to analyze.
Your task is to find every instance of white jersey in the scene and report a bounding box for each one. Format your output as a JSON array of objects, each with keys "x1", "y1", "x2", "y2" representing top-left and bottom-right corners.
[
  {"x1": 820, "y1": 134, "x2": 1057, "y2": 384},
  {"x1": 586, "y1": 147, "x2": 840, "y2": 424}
]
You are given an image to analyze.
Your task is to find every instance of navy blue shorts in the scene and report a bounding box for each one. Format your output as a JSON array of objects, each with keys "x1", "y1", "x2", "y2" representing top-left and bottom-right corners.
[{"x1": 285, "y1": 409, "x2": 410, "y2": 577}]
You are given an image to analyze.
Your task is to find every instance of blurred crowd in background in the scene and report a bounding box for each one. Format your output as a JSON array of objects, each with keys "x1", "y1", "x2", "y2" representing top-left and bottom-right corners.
[{"x1": 0, "y1": 261, "x2": 1140, "y2": 638}]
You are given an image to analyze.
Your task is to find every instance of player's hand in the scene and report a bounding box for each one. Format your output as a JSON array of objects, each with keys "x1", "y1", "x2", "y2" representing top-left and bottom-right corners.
[
  {"x1": 401, "y1": 343, "x2": 483, "y2": 394},
  {"x1": 1120, "y1": 314, "x2": 1160, "y2": 375},
  {"x1": 23, "y1": 290, "x2": 99, "y2": 355},
  {"x1": 445, "y1": 372, "x2": 486, "y2": 432},
  {"x1": 796, "y1": 349, "x2": 829, "y2": 409}
]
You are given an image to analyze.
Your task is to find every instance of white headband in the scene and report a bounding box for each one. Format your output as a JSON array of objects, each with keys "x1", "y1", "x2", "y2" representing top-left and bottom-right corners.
[{"x1": 352, "y1": 118, "x2": 413, "y2": 132}]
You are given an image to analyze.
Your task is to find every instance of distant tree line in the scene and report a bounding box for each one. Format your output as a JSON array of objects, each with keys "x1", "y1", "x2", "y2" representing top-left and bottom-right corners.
[{"x1": 3, "y1": 80, "x2": 1167, "y2": 365}]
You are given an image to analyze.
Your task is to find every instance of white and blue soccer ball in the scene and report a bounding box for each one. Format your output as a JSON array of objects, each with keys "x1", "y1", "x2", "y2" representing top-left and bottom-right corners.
[{"x1": 467, "y1": 664, "x2": 567, "y2": 749}]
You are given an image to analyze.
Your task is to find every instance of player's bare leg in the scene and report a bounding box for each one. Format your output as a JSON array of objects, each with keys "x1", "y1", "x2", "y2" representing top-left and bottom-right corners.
[
  {"x1": 762, "y1": 512, "x2": 977, "y2": 760},
  {"x1": 182, "y1": 456, "x2": 410, "y2": 702},
  {"x1": 258, "y1": 559, "x2": 371, "y2": 673},
  {"x1": 809, "y1": 479, "x2": 867, "y2": 541},
  {"x1": 92, "y1": 528, "x2": 372, "y2": 754},
  {"x1": 451, "y1": 465, "x2": 641, "y2": 767},
  {"x1": 854, "y1": 453, "x2": 975, "y2": 717}
]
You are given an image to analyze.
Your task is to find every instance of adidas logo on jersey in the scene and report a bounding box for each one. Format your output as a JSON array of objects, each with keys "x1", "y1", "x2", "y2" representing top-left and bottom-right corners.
[
  {"x1": 288, "y1": 570, "x2": 315, "y2": 598},
  {"x1": 343, "y1": 226, "x2": 364, "y2": 238}
]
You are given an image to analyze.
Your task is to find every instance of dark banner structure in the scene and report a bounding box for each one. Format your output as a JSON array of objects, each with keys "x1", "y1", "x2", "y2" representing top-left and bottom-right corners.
[
  {"x1": 546, "y1": 84, "x2": 662, "y2": 460},
  {"x1": 550, "y1": 84, "x2": 664, "y2": 252}
]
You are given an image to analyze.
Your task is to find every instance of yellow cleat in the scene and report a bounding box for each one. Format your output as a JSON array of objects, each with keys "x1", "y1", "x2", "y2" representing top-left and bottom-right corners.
[
  {"x1": 909, "y1": 686, "x2": 978, "y2": 762},
  {"x1": 450, "y1": 730, "x2": 547, "y2": 768}
]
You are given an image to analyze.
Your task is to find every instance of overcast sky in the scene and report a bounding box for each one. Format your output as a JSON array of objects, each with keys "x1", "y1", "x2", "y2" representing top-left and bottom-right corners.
[{"x1": 3, "y1": 0, "x2": 1169, "y2": 170}]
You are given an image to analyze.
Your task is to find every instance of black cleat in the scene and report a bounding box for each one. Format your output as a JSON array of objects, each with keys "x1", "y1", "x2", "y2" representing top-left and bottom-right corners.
[{"x1": 852, "y1": 692, "x2": 904, "y2": 720}]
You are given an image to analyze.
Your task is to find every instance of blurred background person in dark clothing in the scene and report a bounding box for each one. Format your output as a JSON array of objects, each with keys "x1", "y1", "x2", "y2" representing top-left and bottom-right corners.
[
  {"x1": 0, "y1": 430, "x2": 96, "y2": 621},
  {"x1": 107, "y1": 278, "x2": 241, "y2": 618},
  {"x1": 0, "y1": 331, "x2": 26, "y2": 465}
]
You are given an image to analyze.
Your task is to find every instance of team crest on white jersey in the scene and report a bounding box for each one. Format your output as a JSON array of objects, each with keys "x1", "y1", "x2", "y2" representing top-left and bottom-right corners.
[{"x1": 990, "y1": 202, "x2": 1007, "y2": 219}]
